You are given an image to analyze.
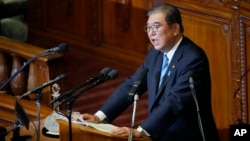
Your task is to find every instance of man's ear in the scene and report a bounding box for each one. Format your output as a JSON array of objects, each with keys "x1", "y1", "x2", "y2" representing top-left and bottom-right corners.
[{"x1": 173, "y1": 23, "x2": 181, "y2": 35}]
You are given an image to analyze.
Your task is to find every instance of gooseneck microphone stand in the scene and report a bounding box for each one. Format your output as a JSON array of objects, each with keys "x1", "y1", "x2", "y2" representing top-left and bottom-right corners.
[
  {"x1": 128, "y1": 94, "x2": 139, "y2": 141},
  {"x1": 189, "y1": 76, "x2": 205, "y2": 141},
  {"x1": 66, "y1": 99, "x2": 75, "y2": 141},
  {"x1": 55, "y1": 70, "x2": 118, "y2": 141},
  {"x1": 35, "y1": 89, "x2": 43, "y2": 141},
  {"x1": 56, "y1": 83, "x2": 108, "y2": 141},
  {"x1": 0, "y1": 52, "x2": 56, "y2": 91},
  {"x1": 127, "y1": 68, "x2": 148, "y2": 141},
  {"x1": 58, "y1": 91, "x2": 81, "y2": 141},
  {"x1": 0, "y1": 52, "x2": 55, "y2": 141},
  {"x1": 18, "y1": 89, "x2": 43, "y2": 141},
  {"x1": 0, "y1": 42, "x2": 68, "y2": 90},
  {"x1": 0, "y1": 44, "x2": 67, "y2": 141}
]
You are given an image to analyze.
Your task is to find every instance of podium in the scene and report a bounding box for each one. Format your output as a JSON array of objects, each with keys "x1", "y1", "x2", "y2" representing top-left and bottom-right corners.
[{"x1": 57, "y1": 120, "x2": 152, "y2": 141}]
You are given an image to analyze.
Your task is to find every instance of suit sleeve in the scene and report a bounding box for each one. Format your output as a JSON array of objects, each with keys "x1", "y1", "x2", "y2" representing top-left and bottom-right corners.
[{"x1": 99, "y1": 65, "x2": 148, "y2": 123}]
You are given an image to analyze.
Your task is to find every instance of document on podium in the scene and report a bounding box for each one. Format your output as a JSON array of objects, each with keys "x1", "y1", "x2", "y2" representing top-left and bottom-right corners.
[
  {"x1": 45, "y1": 111, "x2": 119, "y2": 135},
  {"x1": 71, "y1": 113, "x2": 118, "y2": 134},
  {"x1": 74, "y1": 120, "x2": 119, "y2": 133}
]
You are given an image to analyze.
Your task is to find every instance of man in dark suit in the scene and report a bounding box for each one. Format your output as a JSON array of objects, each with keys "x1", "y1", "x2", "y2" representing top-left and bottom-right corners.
[{"x1": 82, "y1": 3, "x2": 220, "y2": 141}]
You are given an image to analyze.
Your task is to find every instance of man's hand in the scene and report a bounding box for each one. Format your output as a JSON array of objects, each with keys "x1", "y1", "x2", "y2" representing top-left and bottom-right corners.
[
  {"x1": 111, "y1": 127, "x2": 142, "y2": 138},
  {"x1": 82, "y1": 113, "x2": 101, "y2": 123}
]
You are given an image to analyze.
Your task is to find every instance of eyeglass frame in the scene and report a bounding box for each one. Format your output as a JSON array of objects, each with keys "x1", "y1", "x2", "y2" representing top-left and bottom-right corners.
[{"x1": 143, "y1": 23, "x2": 169, "y2": 33}]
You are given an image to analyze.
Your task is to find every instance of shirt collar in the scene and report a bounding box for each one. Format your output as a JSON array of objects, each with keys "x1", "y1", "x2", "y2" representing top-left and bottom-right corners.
[{"x1": 164, "y1": 36, "x2": 183, "y2": 63}]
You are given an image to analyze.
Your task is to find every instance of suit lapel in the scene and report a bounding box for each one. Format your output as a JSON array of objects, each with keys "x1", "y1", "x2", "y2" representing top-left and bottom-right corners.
[
  {"x1": 156, "y1": 60, "x2": 177, "y2": 97},
  {"x1": 153, "y1": 53, "x2": 163, "y2": 96},
  {"x1": 150, "y1": 38, "x2": 185, "y2": 112}
]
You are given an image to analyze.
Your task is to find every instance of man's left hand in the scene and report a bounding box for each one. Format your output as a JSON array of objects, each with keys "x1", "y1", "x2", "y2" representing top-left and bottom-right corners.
[{"x1": 111, "y1": 127, "x2": 142, "y2": 138}]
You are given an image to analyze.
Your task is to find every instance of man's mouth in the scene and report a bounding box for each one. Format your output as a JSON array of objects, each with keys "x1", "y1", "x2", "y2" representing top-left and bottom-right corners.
[{"x1": 151, "y1": 38, "x2": 157, "y2": 44}]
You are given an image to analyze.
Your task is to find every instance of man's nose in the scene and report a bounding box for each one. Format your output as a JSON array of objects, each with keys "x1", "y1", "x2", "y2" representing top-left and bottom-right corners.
[{"x1": 148, "y1": 30, "x2": 156, "y2": 36}]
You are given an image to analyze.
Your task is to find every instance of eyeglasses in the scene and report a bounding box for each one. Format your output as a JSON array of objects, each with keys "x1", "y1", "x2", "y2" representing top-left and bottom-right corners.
[{"x1": 143, "y1": 24, "x2": 168, "y2": 33}]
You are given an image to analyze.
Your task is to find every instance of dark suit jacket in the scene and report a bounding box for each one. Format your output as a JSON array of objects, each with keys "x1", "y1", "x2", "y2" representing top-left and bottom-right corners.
[{"x1": 100, "y1": 36, "x2": 220, "y2": 141}]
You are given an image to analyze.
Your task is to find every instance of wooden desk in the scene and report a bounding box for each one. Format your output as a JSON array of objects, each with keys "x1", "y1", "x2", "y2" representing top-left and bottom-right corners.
[
  {"x1": 3, "y1": 118, "x2": 152, "y2": 141},
  {"x1": 57, "y1": 120, "x2": 152, "y2": 141}
]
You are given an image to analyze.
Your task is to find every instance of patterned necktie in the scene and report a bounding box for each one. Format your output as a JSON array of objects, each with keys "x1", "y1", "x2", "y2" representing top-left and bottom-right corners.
[{"x1": 159, "y1": 54, "x2": 169, "y2": 87}]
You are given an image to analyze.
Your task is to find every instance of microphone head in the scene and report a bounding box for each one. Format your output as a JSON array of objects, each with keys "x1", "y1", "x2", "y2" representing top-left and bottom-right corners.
[
  {"x1": 58, "y1": 73, "x2": 67, "y2": 80},
  {"x1": 100, "y1": 67, "x2": 111, "y2": 76},
  {"x1": 186, "y1": 70, "x2": 195, "y2": 85},
  {"x1": 107, "y1": 70, "x2": 119, "y2": 79},
  {"x1": 57, "y1": 43, "x2": 68, "y2": 53},
  {"x1": 186, "y1": 70, "x2": 194, "y2": 78}
]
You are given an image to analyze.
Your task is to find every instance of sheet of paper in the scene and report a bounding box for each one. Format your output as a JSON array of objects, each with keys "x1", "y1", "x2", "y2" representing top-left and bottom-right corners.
[
  {"x1": 70, "y1": 112, "x2": 119, "y2": 133},
  {"x1": 86, "y1": 122, "x2": 118, "y2": 133}
]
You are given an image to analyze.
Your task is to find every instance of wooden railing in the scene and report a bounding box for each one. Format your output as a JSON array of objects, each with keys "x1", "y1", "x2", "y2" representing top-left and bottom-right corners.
[{"x1": 0, "y1": 36, "x2": 64, "y2": 125}]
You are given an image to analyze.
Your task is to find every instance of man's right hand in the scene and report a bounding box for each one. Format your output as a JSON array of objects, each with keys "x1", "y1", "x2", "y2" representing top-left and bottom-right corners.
[{"x1": 82, "y1": 113, "x2": 101, "y2": 123}]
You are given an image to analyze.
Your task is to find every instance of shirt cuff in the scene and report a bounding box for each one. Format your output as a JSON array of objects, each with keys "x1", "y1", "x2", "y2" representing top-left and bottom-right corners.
[
  {"x1": 137, "y1": 126, "x2": 150, "y2": 136},
  {"x1": 94, "y1": 110, "x2": 107, "y2": 121}
]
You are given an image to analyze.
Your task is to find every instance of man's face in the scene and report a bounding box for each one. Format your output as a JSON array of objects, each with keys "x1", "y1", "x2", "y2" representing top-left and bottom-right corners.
[{"x1": 146, "y1": 12, "x2": 179, "y2": 52}]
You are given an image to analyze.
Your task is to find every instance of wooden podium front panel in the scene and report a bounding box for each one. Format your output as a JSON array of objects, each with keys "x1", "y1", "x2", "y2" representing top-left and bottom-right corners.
[{"x1": 57, "y1": 120, "x2": 152, "y2": 141}]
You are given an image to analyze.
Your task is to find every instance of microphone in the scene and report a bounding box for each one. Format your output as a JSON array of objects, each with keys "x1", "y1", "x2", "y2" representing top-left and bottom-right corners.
[
  {"x1": 19, "y1": 74, "x2": 67, "y2": 99},
  {"x1": 187, "y1": 70, "x2": 206, "y2": 141},
  {"x1": 93, "y1": 69, "x2": 119, "y2": 85},
  {"x1": 65, "y1": 67, "x2": 111, "y2": 94},
  {"x1": 0, "y1": 43, "x2": 68, "y2": 91},
  {"x1": 187, "y1": 71, "x2": 195, "y2": 89},
  {"x1": 187, "y1": 70, "x2": 198, "y2": 110},
  {"x1": 128, "y1": 68, "x2": 148, "y2": 96},
  {"x1": 43, "y1": 43, "x2": 68, "y2": 53},
  {"x1": 127, "y1": 68, "x2": 148, "y2": 140},
  {"x1": 49, "y1": 67, "x2": 111, "y2": 105},
  {"x1": 84, "y1": 67, "x2": 112, "y2": 85},
  {"x1": 57, "y1": 70, "x2": 118, "y2": 106},
  {"x1": 127, "y1": 68, "x2": 148, "y2": 105}
]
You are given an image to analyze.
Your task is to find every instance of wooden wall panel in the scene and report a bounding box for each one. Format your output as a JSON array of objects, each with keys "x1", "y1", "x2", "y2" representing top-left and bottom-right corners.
[
  {"x1": 28, "y1": 0, "x2": 150, "y2": 68},
  {"x1": 29, "y1": 0, "x2": 102, "y2": 44},
  {"x1": 237, "y1": 14, "x2": 250, "y2": 124},
  {"x1": 246, "y1": 22, "x2": 250, "y2": 124},
  {"x1": 102, "y1": 0, "x2": 149, "y2": 54},
  {"x1": 44, "y1": 0, "x2": 90, "y2": 41},
  {"x1": 230, "y1": 1, "x2": 250, "y2": 126}
]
